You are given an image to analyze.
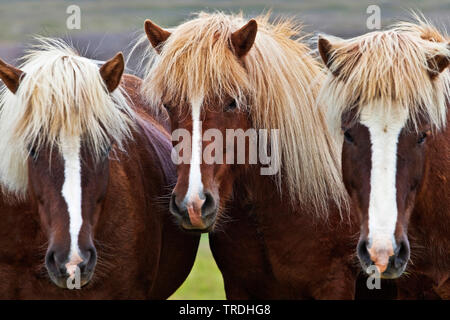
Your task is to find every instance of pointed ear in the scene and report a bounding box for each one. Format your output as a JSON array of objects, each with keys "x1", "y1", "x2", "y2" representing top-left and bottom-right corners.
[
  {"x1": 100, "y1": 52, "x2": 124, "y2": 92},
  {"x1": 144, "y1": 19, "x2": 171, "y2": 53},
  {"x1": 318, "y1": 36, "x2": 334, "y2": 68},
  {"x1": 318, "y1": 35, "x2": 353, "y2": 78},
  {"x1": 427, "y1": 44, "x2": 450, "y2": 79},
  {"x1": 231, "y1": 19, "x2": 258, "y2": 58},
  {"x1": 0, "y1": 58, "x2": 25, "y2": 94}
]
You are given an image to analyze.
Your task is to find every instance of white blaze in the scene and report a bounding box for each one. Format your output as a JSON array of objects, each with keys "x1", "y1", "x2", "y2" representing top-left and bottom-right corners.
[
  {"x1": 360, "y1": 103, "x2": 408, "y2": 250},
  {"x1": 185, "y1": 98, "x2": 204, "y2": 203},
  {"x1": 61, "y1": 134, "x2": 83, "y2": 276}
]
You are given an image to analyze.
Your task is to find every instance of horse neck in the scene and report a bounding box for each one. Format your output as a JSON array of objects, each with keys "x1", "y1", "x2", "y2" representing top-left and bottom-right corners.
[
  {"x1": 0, "y1": 197, "x2": 43, "y2": 260},
  {"x1": 121, "y1": 74, "x2": 171, "y2": 132},
  {"x1": 234, "y1": 164, "x2": 344, "y2": 223},
  {"x1": 120, "y1": 73, "x2": 175, "y2": 189},
  {"x1": 92, "y1": 79, "x2": 175, "y2": 275},
  {"x1": 105, "y1": 80, "x2": 175, "y2": 210}
]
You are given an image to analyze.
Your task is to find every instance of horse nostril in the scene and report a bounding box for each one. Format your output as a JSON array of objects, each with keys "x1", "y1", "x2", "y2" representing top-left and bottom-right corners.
[
  {"x1": 45, "y1": 250, "x2": 56, "y2": 270},
  {"x1": 78, "y1": 253, "x2": 90, "y2": 274},
  {"x1": 78, "y1": 248, "x2": 97, "y2": 274},
  {"x1": 202, "y1": 192, "x2": 216, "y2": 217},
  {"x1": 169, "y1": 193, "x2": 183, "y2": 217},
  {"x1": 394, "y1": 240, "x2": 410, "y2": 269},
  {"x1": 45, "y1": 250, "x2": 65, "y2": 275},
  {"x1": 357, "y1": 239, "x2": 372, "y2": 267}
]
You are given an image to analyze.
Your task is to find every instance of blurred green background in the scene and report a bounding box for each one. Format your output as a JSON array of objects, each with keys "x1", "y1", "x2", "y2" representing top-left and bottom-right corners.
[
  {"x1": 0, "y1": 0, "x2": 448, "y2": 300},
  {"x1": 169, "y1": 234, "x2": 225, "y2": 300}
]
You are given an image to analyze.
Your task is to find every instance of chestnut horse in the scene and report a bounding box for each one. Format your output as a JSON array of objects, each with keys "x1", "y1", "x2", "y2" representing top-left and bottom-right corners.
[
  {"x1": 139, "y1": 12, "x2": 368, "y2": 299},
  {"x1": 0, "y1": 38, "x2": 199, "y2": 299},
  {"x1": 318, "y1": 19, "x2": 450, "y2": 299}
]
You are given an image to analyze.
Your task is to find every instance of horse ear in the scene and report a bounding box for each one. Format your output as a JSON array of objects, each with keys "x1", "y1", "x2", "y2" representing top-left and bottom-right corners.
[
  {"x1": 100, "y1": 52, "x2": 124, "y2": 92},
  {"x1": 231, "y1": 19, "x2": 258, "y2": 58},
  {"x1": 318, "y1": 35, "x2": 351, "y2": 77},
  {"x1": 144, "y1": 19, "x2": 171, "y2": 53},
  {"x1": 427, "y1": 44, "x2": 450, "y2": 79},
  {"x1": 0, "y1": 58, "x2": 25, "y2": 94},
  {"x1": 318, "y1": 36, "x2": 335, "y2": 68}
]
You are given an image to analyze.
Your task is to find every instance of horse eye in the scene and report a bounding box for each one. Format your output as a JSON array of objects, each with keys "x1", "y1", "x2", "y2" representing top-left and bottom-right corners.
[
  {"x1": 225, "y1": 100, "x2": 237, "y2": 112},
  {"x1": 417, "y1": 131, "x2": 428, "y2": 144},
  {"x1": 344, "y1": 130, "x2": 354, "y2": 143},
  {"x1": 29, "y1": 148, "x2": 38, "y2": 161}
]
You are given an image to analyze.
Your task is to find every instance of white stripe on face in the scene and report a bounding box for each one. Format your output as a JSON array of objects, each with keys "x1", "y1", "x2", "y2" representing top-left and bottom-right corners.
[
  {"x1": 185, "y1": 98, "x2": 204, "y2": 203},
  {"x1": 61, "y1": 135, "x2": 83, "y2": 276},
  {"x1": 360, "y1": 103, "x2": 408, "y2": 252}
]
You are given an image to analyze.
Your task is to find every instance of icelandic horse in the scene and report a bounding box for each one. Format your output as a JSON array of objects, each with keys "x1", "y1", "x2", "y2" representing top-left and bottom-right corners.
[
  {"x1": 317, "y1": 18, "x2": 450, "y2": 299},
  {"x1": 139, "y1": 12, "x2": 369, "y2": 299},
  {"x1": 0, "y1": 38, "x2": 199, "y2": 299}
]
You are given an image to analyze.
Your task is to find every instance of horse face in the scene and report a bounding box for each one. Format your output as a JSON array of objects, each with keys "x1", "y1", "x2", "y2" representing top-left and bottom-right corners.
[
  {"x1": 27, "y1": 142, "x2": 110, "y2": 288},
  {"x1": 144, "y1": 19, "x2": 258, "y2": 232},
  {"x1": 19, "y1": 53, "x2": 123, "y2": 289},
  {"x1": 167, "y1": 97, "x2": 251, "y2": 232},
  {"x1": 341, "y1": 106, "x2": 430, "y2": 278},
  {"x1": 318, "y1": 32, "x2": 450, "y2": 279}
]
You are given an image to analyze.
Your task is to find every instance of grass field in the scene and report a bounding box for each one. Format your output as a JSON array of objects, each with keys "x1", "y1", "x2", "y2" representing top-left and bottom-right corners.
[{"x1": 169, "y1": 234, "x2": 226, "y2": 300}]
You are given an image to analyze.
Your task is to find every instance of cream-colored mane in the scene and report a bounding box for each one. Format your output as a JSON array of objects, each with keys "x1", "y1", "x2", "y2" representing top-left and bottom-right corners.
[
  {"x1": 0, "y1": 37, "x2": 135, "y2": 196},
  {"x1": 318, "y1": 18, "x2": 450, "y2": 132},
  {"x1": 141, "y1": 12, "x2": 347, "y2": 212}
]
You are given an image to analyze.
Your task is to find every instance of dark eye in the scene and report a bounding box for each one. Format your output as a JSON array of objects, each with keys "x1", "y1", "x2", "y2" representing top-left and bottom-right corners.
[
  {"x1": 29, "y1": 147, "x2": 38, "y2": 161},
  {"x1": 344, "y1": 130, "x2": 354, "y2": 143},
  {"x1": 417, "y1": 131, "x2": 428, "y2": 144},
  {"x1": 225, "y1": 100, "x2": 237, "y2": 112}
]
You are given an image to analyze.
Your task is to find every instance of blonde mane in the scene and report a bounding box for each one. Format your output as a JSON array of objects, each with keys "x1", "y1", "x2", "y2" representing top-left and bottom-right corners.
[
  {"x1": 141, "y1": 12, "x2": 347, "y2": 212},
  {"x1": 0, "y1": 37, "x2": 135, "y2": 196},
  {"x1": 318, "y1": 18, "x2": 450, "y2": 132}
]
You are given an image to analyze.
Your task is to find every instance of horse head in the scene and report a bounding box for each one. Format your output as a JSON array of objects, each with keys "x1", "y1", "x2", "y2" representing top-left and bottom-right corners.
[
  {"x1": 318, "y1": 21, "x2": 450, "y2": 278},
  {"x1": 0, "y1": 41, "x2": 132, "y2": 288}
]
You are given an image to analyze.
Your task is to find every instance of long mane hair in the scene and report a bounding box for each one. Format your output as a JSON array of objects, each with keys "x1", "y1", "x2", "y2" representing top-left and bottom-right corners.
[
  {"x1": 318, "y1": 17, "x2": 450, "y2": 133},
  {"x1": 0, "y1": 37, "x2": 135, "y2": 196},
  {"x1": 140, "y1": 12, "x2": 347, "y2": 213}
]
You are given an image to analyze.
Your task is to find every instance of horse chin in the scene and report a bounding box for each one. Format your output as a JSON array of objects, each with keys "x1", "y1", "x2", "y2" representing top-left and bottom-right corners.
[
  {"x1": 360, "y1": 261, "x2": 407, "y2": 280},
  {"x1": 180, "y1": 222, "x2": 214, "y2": 234},
  {"x1": 48, "y1": 272, "x2": 93, "y2": 289},
  {"x1": 378, "y1": 266, "x2": 407, "y2": 280},
  {"x1": 379, "y1": 273, "x2": 402, "y2": 280},
  {"x1": 177, "y1": 212, "x2": 217, "y2": 233}
]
